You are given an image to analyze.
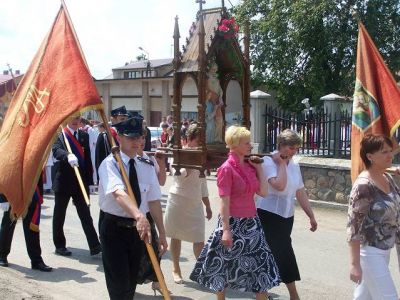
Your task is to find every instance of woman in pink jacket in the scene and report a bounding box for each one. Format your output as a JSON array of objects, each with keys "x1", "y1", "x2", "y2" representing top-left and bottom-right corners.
[{"x1": 190, "y1": 125, "x2": 280, "y2": 300}]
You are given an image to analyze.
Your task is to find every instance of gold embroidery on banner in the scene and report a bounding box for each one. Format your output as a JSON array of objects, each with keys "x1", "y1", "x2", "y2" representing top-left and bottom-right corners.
[{"x1": 18, "y1": 85, "x2": 50, "y2": 127}]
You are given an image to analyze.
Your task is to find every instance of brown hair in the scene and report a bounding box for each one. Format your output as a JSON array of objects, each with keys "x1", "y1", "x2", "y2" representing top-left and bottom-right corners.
[
  {"x1": 186, "y1": 123, "x2": 200, "y2": 141},
  {"x1": 360, "y1": 134, "x2": 393, "y2": 169},
  {"x1": 80, "y1": 117, "x2": 91, "y2": 126},
  {"x1": 277, "y1": 129, "x2": 302, "y2": 148}
]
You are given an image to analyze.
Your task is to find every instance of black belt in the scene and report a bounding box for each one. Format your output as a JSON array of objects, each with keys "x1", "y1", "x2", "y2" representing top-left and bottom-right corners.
[{"x1": 104, "y1": 212, "x2": 136, "y2": 228}]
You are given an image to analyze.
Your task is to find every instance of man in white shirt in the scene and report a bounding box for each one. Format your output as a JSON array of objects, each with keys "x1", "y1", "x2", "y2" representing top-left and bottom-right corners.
[{"x1": 98, "y1": 115, "x2": 166, "y2": 300}]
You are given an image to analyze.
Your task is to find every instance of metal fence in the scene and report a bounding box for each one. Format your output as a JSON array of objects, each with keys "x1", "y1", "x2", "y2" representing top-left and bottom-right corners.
[{"x1": 264, "y1": 105, "x2": 352, "y2": 158}]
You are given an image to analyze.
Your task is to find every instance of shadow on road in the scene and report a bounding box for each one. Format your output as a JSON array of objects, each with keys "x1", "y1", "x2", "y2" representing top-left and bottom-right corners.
[
  {"x1": 182, "y1": 281, "x2": 213, "y2": 294},
  {"x1": 182, "y1": 281, "x2": 282, "y2": 299},
  {"x1": 136, "y1": 292, "x2": 194, "y2": 299},
  {"x1": 61, "y1": 247, "x2": 103, "y2": 268},
  {"x1": 7, "y1": 264, "x2": 97, "y2": 284}
]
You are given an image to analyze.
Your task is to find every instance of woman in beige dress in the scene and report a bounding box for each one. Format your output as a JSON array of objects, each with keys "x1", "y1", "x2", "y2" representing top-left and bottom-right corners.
[{"x1": 164, "y1": 123, "x2": 212, "y2": 284}]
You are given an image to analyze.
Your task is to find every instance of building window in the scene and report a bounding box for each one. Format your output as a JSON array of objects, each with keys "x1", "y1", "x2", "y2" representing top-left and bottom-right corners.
[
  {"x1": 142, "y1": 70, "x2": 154, "y2": 78},
  {"x1": 124, "y1": 71, "x2": 142, "y2": 79}
]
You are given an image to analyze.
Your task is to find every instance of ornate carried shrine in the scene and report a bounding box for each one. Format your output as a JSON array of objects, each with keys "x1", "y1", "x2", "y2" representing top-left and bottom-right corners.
[{"x1": 170, "y1": 0, "x2": 250, "y2": 176}]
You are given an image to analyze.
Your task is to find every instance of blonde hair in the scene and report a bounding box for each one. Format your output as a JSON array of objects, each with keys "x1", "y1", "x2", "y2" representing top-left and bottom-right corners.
[
  {"x1": 225, "y1": 125, "x2": 251, "y2": 148},
  {"x1": 277, "y1": 129, "x2": 302, "y2": 148}
]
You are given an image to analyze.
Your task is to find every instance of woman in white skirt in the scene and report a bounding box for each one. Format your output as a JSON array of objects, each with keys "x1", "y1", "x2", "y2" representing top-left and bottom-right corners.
[{"x1": 164, "y1": 123, "x2": 212, "y2": 284}]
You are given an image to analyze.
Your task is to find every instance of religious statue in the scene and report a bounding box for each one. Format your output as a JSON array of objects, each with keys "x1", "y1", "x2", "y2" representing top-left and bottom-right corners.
[{"x1": 205, "y1": 62, "x2": 224, "y2": 144}]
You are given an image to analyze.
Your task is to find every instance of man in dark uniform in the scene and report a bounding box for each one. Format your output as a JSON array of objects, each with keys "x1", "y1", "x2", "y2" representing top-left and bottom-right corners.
[
  {"x1": 95, "y1": 106, "x2": 129, "y2": 172},
  {"x1": 0, "y1": 176, "x2": 52, "y2": 271},
  {"x1": 98, "y1": 115, "x2": 154, "y2": 300},
  {"x1": 52, "y1": 115, "x2": 101, "y2": 256}
]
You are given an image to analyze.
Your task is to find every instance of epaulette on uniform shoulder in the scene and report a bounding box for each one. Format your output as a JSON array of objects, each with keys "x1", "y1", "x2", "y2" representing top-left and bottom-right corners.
[{"x1": 137, "y1": 156, "x2": 154, "y2": 166}]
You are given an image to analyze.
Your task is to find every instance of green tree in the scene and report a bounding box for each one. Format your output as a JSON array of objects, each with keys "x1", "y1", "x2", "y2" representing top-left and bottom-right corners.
[
  {"x1": 136, "y1": 53, "x2": 147, "y2": 61},
  {"x1": 234, "y1": 0, "x2": 400, "y2": 111}
]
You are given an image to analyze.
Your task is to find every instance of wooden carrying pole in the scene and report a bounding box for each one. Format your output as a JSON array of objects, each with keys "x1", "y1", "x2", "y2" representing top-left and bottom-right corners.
[
  {"x1": 60, "y1": 126, "x2": 91, "y2": 206},
  {"x1": 98, "y1": 110, "x2": 171, "y2": 300}
]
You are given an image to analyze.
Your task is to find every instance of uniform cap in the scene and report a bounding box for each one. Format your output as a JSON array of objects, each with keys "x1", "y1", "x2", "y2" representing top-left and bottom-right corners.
[
  {"x1": 113, "y1": 116, "x2": 144, "y2": 137},
  {"x1": 111, "y1": 106, "x2": 129, "y2": 117}
]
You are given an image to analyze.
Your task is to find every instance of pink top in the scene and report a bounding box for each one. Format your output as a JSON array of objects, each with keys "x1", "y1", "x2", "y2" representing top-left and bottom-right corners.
[{"x1": 217, "y1": 152, "x2": 260, "y2": 217}]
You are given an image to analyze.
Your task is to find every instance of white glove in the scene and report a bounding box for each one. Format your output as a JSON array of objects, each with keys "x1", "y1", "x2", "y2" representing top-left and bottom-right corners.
[
  {"x1": 0, "y1": 202, "x2": 9, "y2": 211},
  {"x1": 67, "y1": 153, "x2": 79, "y2": 167}
]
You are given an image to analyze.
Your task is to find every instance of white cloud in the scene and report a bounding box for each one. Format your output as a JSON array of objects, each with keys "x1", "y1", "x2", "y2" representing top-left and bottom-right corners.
[{"x1": 0, "y1": 0, "x2": 239, "y2": 79}]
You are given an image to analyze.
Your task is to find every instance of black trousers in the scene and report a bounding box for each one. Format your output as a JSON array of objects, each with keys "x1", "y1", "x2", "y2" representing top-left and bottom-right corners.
[
  {"x1": 257, "y1": 208, "x2": 301, "y2": 284},
  {"x1": 0, "y1": 201, "x2": 42, "y2": 263},
  {"x1": 100, "y1": 215, "x2": 143, "y2": 300},
  {"x1": 98, "y1": 209, "x2": 104, "y2": 234},
  {"x1": 137, "y1": 213, "x2": 160, "y2": 284},
  {"x1": 53, "y1": 191, "x2": 100, "y2": 250}
]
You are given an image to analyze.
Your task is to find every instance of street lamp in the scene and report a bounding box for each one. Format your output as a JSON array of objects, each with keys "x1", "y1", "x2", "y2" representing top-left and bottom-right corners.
[
  {"x1": 138, "y1": 46, "x2": 151, "y2": 77},
  {"x1": 301, "y1": 98, "x2": 310, "y2": 109},
  {"x1": 138, "y1": 46, "x2": 149, "y2": 61}
]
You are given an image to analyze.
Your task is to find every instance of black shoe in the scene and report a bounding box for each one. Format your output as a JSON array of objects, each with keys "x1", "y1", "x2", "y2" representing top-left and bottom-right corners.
[
  {"x1": 0, "y1": 257, "x2": 8, "y2": 267},
  {"x1": 90, "y1": 244, "x2": 102, "y2": 256},
  {"x1": 55, "y1": 247, "x2": 72, "y2": 256},
  {"x1": 31, "y1": 261, "x2": 52, "y2": 272}
]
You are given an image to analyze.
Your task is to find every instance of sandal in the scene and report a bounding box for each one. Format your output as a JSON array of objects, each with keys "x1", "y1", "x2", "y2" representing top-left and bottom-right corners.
[{"x1": 172, "y1": 271, "x2": 184, "y2": 284}]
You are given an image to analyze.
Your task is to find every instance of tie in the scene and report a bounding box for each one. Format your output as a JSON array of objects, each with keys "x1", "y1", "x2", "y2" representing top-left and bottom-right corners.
[
  {"x1": 129, "y1": 159, "x2": 141, "y2": 208},
  {"x1": 73, "y1": 131, "x2": 77, "y2": 140}
]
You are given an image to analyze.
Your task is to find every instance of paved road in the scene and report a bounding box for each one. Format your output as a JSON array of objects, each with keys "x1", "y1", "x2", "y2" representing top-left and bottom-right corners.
[{"x1": 0, "y1": 175, "x2": 399, "y2": 299}]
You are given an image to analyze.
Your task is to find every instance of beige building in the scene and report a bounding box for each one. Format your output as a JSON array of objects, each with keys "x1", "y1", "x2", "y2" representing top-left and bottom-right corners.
[
  {"x1": 95, "y1": 58, "x2": 200, "y2": 126},
  {"x1": 95, "y1": 58, "x2": 243, "y2": 127},
  {"x1": 0, "y1": 70, "x2": 23, "y2": 118}
]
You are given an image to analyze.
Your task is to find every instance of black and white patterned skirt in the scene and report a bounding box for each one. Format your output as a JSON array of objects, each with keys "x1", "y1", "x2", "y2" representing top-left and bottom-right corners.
[{"x1": 190, "y1": 215, "x2": 281, "y2": 293}]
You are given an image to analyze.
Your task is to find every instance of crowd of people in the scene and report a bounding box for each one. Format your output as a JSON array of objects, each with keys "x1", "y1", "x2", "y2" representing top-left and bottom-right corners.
[{"x1": 0, "y1": 105, "x2": 399, "y2": 300}]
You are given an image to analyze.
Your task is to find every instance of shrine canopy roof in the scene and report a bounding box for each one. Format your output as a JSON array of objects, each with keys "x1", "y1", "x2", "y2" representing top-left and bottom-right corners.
[{"x1": 178, "y1": 7, "x2": 224, "y2": 73}]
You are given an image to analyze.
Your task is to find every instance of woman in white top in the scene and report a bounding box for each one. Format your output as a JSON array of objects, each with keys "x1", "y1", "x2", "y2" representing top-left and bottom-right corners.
[
  {"x1": 164, "y1": 123, "x2": 212, "y2": 284},
  {"x1": 257, "y1": 129, "x2": 317, "y2": 300}
]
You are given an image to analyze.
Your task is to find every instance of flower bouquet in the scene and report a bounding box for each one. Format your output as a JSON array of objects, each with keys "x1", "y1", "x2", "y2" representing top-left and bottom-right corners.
[{"x1": 217, "y1": 17, "x2": 239, "y2": 39}]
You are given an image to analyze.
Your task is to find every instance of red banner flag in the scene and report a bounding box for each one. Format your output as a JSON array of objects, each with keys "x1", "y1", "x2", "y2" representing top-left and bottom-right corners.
[
  {"x1": 351, "y1": 23, "x2": 400, "y2": 182},
  {"x1": 0, "y1": 4, "x2": 103, "y2": 216}
]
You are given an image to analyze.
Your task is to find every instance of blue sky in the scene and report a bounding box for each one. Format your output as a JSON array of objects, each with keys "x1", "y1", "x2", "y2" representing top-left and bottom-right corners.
[{"x1": 0, "y1": 0, "x2": 240, "y2": 79}]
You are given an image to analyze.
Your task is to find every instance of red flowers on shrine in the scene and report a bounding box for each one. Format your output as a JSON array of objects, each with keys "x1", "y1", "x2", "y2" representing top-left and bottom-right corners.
[{"x1": 218, "y1": 17, "x2": 239, "y2": 39}]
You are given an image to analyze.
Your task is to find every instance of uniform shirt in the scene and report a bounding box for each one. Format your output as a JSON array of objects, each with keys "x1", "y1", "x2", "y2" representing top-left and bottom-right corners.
[
  {"x1": 136, "y1": 153, "x2": 162, "y2": 213},
  {"x1": 256, "y1": 154, "x2": 304, "y2": 218},
  {"x1": 98, "y1": 151, "x2": 161, "y2": 218},
  {"x1": 143, "y1": 152, "x2": 160, "y2": 176}
]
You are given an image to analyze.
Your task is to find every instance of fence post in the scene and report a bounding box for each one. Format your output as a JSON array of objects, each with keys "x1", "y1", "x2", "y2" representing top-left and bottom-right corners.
[
  {"x1": 250, "y1": 90, "x2": 271, "y2": 153},
  {"x1": 321, "y1": 94, "x2": 345, "y2": 157}
]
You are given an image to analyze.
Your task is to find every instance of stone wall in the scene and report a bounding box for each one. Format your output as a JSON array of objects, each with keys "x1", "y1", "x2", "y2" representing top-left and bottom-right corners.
[{"x1": 297, "y1": 157, "x2": 351, "y2": 204}]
